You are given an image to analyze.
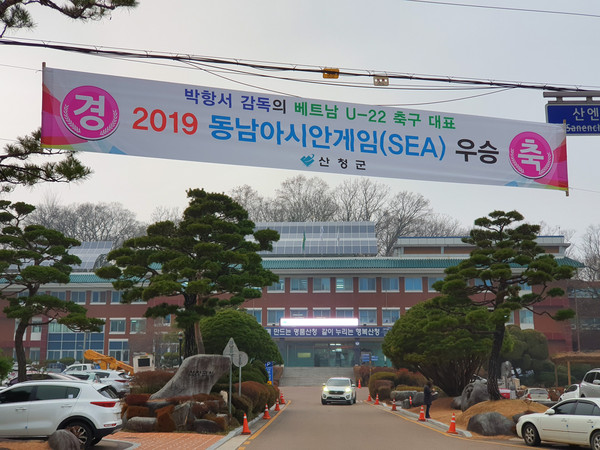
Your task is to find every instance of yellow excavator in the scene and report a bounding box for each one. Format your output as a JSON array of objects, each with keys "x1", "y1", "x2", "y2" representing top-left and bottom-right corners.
[{"x1": 83, "y1": 349, "x2": 135, "y2": 376}]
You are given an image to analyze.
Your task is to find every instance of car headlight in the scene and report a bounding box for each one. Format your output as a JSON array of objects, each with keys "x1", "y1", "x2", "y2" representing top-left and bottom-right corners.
[
  {"x1": 345, "y1": 387, "x2": 352, "y2": 393},
  {"x1": 323, "y1": 387, "x2": 329, "y2": 393}
]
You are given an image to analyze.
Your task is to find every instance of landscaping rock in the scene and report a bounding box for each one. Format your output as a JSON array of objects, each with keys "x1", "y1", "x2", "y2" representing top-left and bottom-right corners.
[
  {"x1": 146, "y1": 400, "x2": 172, "y2": 415},
  {"x1": 192, "y1": 419, "x2": 222, "y2": 434},
  {"x1": 126, "y1": 416, "x2": 157, "y2": 432},
  {"x1": 461, "y1": 380, "x2": 489, "y2": 412},
  {"x1": 451, "y1": 396, "x2": 462, "y2": 410},
  {"x1": 172, "y1": 401, "x2": 194, "y2": 431},
  {"x1": 467, "y1": 412, "x2": 514, "y2": 436},
  {"x1": 150, "y1": 355, "x2": 230, "y2": 399},
  {"x1": 48, "y1": 429, "x2": 80, "y2": 450},
  {"x1": 391, "y1": 390, "x2": 418, "y2": 401}
]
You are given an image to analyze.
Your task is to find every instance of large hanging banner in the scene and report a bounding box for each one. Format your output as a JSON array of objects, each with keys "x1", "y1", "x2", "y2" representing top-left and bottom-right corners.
[{"x1": 41, "y1": 67, "x2": 568, "y2": 192}]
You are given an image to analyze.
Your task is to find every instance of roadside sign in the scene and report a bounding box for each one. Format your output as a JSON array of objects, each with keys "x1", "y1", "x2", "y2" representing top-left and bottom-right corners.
[{"x1": 546, "y1": 103, "x2": 600, "y2": 135}]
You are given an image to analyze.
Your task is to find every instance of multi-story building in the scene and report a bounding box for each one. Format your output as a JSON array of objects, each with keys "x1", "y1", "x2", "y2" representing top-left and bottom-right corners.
[{"x1": 0, "y1": 224, "x2": 582, "y2": 369}]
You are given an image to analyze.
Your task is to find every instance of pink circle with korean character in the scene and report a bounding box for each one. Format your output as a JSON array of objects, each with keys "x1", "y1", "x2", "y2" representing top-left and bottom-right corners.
[
  {"x1": 61, "y1": 85, "x2": 119, "y2": 140},
  {"x1": 509, "y1": 132, "x2": 553, "y2": 179}
]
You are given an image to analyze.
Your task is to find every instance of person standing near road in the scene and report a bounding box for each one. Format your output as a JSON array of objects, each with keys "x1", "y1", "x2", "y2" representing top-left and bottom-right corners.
[{"x1": 424, "y1": 381, "x2": 434, "y2": 419}]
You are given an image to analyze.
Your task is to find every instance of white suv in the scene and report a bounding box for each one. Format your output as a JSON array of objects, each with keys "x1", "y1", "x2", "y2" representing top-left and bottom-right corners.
[
  {"x1": 580, "y1": 368, "x2": 600, "y2": 398},
  {"x1": 0, "y1": 380, "x2": 122, "y2": 448},
  {"x1": 321, "y1": 377, "x2": 357, "y2": 405},
  {"x1": 88, "y1": 369, "x2": 131, "y2": 397}
]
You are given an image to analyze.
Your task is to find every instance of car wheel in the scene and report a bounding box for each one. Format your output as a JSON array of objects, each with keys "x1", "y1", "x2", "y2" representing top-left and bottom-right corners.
[
  {"x1": 63, "y1": 421, "x2": 94, "y2": 449},
  {"x1": 353, "y1": 396, "x2": 356, "y2": 404},
  {"x1": 522, "y1": 423, "x2": 541, "y2": 447},
  {"x1": 321, "y1": 399, "x2": 327, "y2": 405},
  {"x1": 346, "y1": 399, "x2": 352, "y2": 405},
  {"x1": 591, "y1": 431, "x2": 600, "y2": 450}
]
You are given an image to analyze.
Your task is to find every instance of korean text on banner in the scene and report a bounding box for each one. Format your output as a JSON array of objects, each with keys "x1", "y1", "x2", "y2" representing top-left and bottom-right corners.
[{"x1": 41, "y1": 67, "x2": 568, "y2": 192}]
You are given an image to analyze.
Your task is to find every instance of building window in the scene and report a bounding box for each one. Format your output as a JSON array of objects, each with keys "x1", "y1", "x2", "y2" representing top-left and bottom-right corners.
[
  {"x1": 519, "y1": 282, "x2": 532, "y2": 293},
  {"x1": 381, "y1": 277, "x2": 399, "y2": 292},
  {"x1": 358, "y1": 278, "x2": 376, "y2": 292},
  {"x1": 359, "y1": 308, "x2": 377, "y2": 325},
  {"x1": 110, "y1": 319, "x2": 126, "y2": 334},
  {"x1": 91, "y1": 291, "x2": 107, "y2": 304},
  {"x1": 404, "y1": 277, "x2": 423, "y2": 292},
  {"x1": 382, "y1": 308, "x2": 400, "y2": 325},
  {"x1": 29, "y1": 347, "x2": 40, "y2": 362},
  {"x1": 520, "y1": 309, "x2": 534, "y2": 329},
  {"x1": 427, "y1": 277, "x2": 444, "y2": 292},
  {"x1": 313, "y1": 277, "x2": 330, "y2": 293},
  {"x1": 290, "y1": 308, "x2": 308, "y2": 318},
  {"x1": 267, "y1": 279, "x2": 285, "y2": 293},
  {"x1": 154, "y1": 315, "x2": 172, "y2": 327},
  {"x1": 335, "y1": 277, "x2": 353, "y2": 292},
  {"x1": 111, "y1": 291, "x2": 123, "y2": 304},
  {"x1": 108, "y1": 340, "x2": 129, "y2": 362},
  {"x1": 246, "y1": 308, "x2": 262, "y2": 323},
  {"x1": 30, "y1": 319, "x2": 42, "y2": 341},
  {"x1": 506, "y1": 310, "x2": 515, "y2": 325},
  {"x1": 49, "y1": 291, "x2": 66, "y2": 301},
  {"x1": 130, "y1": 318, "x2": 146, "y2": 334},
  {"x1": 290, "y1": 278, "x2": 308, "y2": 292},
  {"x1": 336, "y1": 308, "x2": 354, "y2": 318},
  {"x1": 313, "y1": 308, "x2": 330, "y2": 318},
  {"x1": 267, "y1": 309, "x2": 285, "y2": 325},
  {"x1": 70, "y1": 291, "x2": 86, "y2": 304}
]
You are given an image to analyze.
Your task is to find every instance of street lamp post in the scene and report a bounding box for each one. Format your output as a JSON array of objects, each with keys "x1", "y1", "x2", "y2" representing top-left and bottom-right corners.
[{"x1": 178, "y1": 331, "x2": 183, "y2": 366}]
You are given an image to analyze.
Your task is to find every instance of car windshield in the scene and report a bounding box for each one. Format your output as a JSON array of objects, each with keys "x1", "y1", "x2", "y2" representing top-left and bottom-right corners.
[{"x1": 327, "y1": 379, "x2": 350, "y2": 387}]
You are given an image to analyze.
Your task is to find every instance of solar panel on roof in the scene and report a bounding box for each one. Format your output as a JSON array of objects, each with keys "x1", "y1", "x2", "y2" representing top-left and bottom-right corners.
[{"x1": 254, "y1": 222, "x2": 377, "y2": 257}]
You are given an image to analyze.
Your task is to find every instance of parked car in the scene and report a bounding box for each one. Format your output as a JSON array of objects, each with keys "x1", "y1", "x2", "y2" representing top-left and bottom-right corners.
[
  {"x1": 559, "y1": 384, "x2": 580, "y2": 402},
  {"x1": 0, "y1": 379, "x2": 122, "y2": 448},
  {"x1": 88, "y1": 369, "x2": 130, "y2": 397},
  {"x1": 580, "y1": 368, "x2": 600, "y2": 398},
  {"x1": 522, "y1": 388, "x2": 551, "y2": 402},
  {"x1": 6, "y1": 372, "x2": 81, "y2": 387},
  {"x1": 517, "y1": 398, "x2": 600, "y2": 448},
  {"x1": 321, "y1": 377, "x2": 356, "y2": 405},
  {"x1": 68, "y1": 372, "x2": 102, "y2": 383},
  {"x1": 63, "y1": 363, "x2": 97, "y2": 373}
]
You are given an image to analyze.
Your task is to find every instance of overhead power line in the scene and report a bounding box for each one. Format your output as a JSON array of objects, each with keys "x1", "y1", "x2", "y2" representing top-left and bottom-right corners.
[{"x1": 0, "y1": 37, "x2": 595, "y2": 93}]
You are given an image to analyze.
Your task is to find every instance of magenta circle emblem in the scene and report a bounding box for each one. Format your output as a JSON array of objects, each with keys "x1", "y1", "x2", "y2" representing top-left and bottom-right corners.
[
  {"x1": 509, "y1": 132, "x2": 554, "y2": 179},
  {"x1": 61, "y1": 86, "x2": 119, "y2": 140}
]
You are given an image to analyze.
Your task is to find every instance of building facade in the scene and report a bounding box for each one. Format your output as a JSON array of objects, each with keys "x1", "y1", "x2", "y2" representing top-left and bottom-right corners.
[{"x1": 0, "y1": 226, "x2": 582, "y2": 368}]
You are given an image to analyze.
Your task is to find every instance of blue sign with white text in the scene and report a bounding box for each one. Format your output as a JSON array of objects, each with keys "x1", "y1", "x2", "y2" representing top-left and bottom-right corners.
[{"x1": 546, "y1": 103, "x2": 600, "y2": 135}]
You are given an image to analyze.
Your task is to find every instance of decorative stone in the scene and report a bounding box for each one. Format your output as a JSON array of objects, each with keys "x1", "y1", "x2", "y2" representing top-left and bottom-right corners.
[
  {"x1": 48, "y1": 429, "x2": 80, "y2": 450},
  {"x1": 126, "y1": 416, "x2": 157, "y2": 432},
  {"x1": 192, "y1": 418, "x2": 222, "y2": 434},
  {"x1": 451, "y1": 396, "x2": 462, "y2": 410},
  {"x1": 391, "y1": 390, "x2": 418, "y2": 401},
  {"x1": 171, "y1": 401, "x2": 194, "y2": 431},
  {"x1": 146, "y1": 400, "x2": 173, "y2": 414},
  {"x1": 461, "y1": 380, "x2": 490, "y2": 412},
  {"x1": 467, "y1": 412, "x2": 514, "y2": 436},
  {"x1": 150, "y1": 355, "x2": 230, "y2": 400}
]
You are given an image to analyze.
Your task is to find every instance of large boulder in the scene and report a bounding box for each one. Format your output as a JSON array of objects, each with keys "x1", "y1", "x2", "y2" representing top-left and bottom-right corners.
[
  {"x1": 467, "y1": 412, "x2": 514, "y2": 436},
  {"x1": 391, "y1": 390, "x2": 418, "y2": 401},
  {"x1": 126, "y1": 417, "x2": 157, "y2": 432},
  {"x1": 192, "y1": 419, "x2": 223, "y2": 434},
  {"x1": 451, "y1": 396, "x2": 462, "y2": 410},
  {"x1": 460, "y1": 380, "x2": 490, "y2": 412},
  {"x1": 150, "y1": 355, "x2": 230, "y2": 400}
]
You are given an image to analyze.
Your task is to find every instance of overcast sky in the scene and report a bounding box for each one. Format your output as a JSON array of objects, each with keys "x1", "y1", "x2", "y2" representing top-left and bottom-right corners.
[{"x1": 1, "y1": 1, "x2": 599, "y2": 252}]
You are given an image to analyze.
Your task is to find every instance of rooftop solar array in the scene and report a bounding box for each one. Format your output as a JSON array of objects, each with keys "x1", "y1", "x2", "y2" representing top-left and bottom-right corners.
[
  {"x1": 254, "y1": 222, "x2": 377, "y2": 257},
  {"x1": 69, "y1": 241, "x2": 114, "y2": 272}
]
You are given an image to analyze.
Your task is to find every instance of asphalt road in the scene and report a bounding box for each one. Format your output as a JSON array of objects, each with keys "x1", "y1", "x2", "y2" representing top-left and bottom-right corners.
[{"x1": 220, "y1": 386, "x2": 540, "y2": 450}]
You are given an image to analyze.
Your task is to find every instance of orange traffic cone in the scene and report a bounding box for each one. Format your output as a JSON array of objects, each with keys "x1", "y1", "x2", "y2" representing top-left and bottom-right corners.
[
  {"x1": 358, "y1": 379, "x2": 362, "y2": 389},
  {"x1": 409, "y1": 395, "x2": 412, "y2": 407},
  {"x1": 263, "y1": 404, "x2": 271, "y2": 420},
  {"x1": 241, "y1": 413, "x2": 251, "y2": 435},
  {"x1": 391, "y1": 398, "x2": 397, "y2": 411},
  {"x1": 367, "y1": 393, "x2": 372, "y2": 402},
  {"x1": 418, "y1": 405, "x2": 426, "y2": 421},
  {"x1": 447, "y1": 413, "x2": 458, "y2": 434},
  {"x1": 274, "y1": 398, "x2": 280, "y2": 412},
  {"x1": 280, "y1": 392, "x2": 285, "y2": 404},
  {"x1": 374, "y1": 394, "x2": 380, "y2": 405}
]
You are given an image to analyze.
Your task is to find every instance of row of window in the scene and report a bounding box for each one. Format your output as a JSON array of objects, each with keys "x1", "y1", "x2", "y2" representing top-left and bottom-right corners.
[
  {"x1": 25, "y1": 290, "x2": 142, "y2": 305},
  {"x1": 247, "y1": 307, "x2": 536, "y2": 327},
  {"x1": 246, "y1": 307, "x2": 401, "y2": 325},
  {"x1": 267, "y1": 276, "x2": 444, "y2": 293}
]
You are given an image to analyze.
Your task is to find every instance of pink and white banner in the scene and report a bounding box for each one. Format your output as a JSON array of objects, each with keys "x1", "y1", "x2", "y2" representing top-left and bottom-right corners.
[{"x1": 41, "y1": 67, "x2": 568, "y2": 192}]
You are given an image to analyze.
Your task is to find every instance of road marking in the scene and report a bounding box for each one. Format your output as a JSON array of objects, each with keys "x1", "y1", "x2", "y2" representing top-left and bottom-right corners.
[{"x1": 238, "y1": 400, "x2": 290, "y2": 450}]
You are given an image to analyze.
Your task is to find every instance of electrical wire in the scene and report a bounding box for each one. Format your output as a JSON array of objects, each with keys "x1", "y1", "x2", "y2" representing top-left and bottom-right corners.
[
  {"x1": 404, "y1": 0, "x2": 600, "y2": 19},
  {"x1": 1, "y1": 37, "x2": 597, "y2": 93}
]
